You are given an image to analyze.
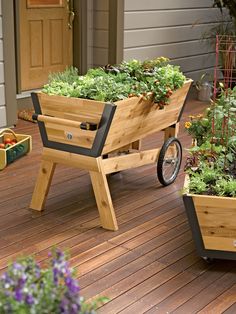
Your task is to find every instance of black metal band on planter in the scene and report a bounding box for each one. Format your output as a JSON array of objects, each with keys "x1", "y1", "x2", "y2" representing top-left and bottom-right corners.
[{"x1": 31, "y1": 92, "x2": 116, "y2": 157}]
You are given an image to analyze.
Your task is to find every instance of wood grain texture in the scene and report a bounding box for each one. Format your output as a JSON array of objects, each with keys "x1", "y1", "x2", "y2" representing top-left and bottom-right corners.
[
  {"x1": 1, "y1": 97, "x2": 235, "y2": 313},
  {"x1": 103, "y1": 80, "x2": 192, "y2": 154}
]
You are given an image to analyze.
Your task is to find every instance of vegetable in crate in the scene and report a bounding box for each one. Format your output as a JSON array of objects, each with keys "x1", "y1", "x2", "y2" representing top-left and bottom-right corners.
[{"x1": 43, "y1": 57, "x2": 186, "y2": 105}]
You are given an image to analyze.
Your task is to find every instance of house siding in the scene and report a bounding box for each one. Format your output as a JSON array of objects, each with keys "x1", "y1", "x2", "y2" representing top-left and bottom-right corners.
[
  {"x1": 0, "y1": 0, "x2": 6, "y2": 127},
  {"x1": 93, "y1": 0, "x2": 109, "y2": 67},
  {"x1": 123, "y1": 0, "x2": 224, "y2": 81}
]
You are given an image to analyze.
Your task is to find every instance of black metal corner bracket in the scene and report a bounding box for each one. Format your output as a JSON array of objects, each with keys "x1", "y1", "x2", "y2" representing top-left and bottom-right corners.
[
  {"x1": 31, "y1": 92, "x2": 116, "y2": 157},
  {"x1": 177, "y1": 81, "x2": 193, "y2": 123},
  {"x1": 183, "y1": 194, "x2": 236, "y2": 261}
]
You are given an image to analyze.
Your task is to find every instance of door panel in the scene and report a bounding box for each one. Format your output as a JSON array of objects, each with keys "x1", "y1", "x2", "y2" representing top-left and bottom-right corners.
[
  {"x1": 19, "y1": 0, "x2": 73, "y2": 91},
  {"x1": 27, "y1": 0, "x2": 63, "y2": 8}
]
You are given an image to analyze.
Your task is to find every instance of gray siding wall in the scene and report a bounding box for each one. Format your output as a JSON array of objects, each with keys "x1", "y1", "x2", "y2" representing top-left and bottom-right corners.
[
  {"x1": 124, "y1": 0, "x2": 225, "y2": 81},
  {"x1": 0, "y1": 0, "x2": 6, "y2": 127},
  {"x1": 93, "y1": 0, "x2": 109, "y2": 67}
]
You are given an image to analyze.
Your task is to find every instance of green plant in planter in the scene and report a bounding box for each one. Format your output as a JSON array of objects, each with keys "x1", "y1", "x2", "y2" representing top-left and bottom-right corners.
[
  {"x1": 185, "y1": 87, "x2": 236, "y2": 147},
  {"x1": 214, "y1": 177, "x2": 236, "y2": 197},
  {"x1": 0, "y1": 249, "x2": 107, "y2": 314},
  {"x1": 185, "y1": 88, "x2": 236, "y2": 197},
  {"x1": 43, "y1": 58, "x2": 186, "y2": 106}
]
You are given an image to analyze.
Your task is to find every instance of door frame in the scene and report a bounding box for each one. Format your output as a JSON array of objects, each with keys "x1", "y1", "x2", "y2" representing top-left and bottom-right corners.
[
  {"x1": 1, "y1": 0, "x2": 91, "y2": 126},
  {"x1": 1, "y1": 0, "x2": 17, "y2": 126}
]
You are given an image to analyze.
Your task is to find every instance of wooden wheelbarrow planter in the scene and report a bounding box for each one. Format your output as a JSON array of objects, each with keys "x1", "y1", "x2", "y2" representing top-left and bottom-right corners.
[{"x1": 30, "y1": 79, "x2": 192, "y2": 231}]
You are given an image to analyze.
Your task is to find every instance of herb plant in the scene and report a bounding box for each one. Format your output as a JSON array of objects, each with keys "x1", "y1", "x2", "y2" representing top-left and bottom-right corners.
[
  {"x1": 185, "y1": 88, "x2": 236, "y2": 197},
  {"x1": 43, "y1": 58, "x2": 186, "y2": 105}
]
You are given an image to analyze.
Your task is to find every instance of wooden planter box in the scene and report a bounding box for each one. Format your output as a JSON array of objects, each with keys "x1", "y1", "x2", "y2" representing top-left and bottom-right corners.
[
  {"x1": 183, "y1": 175, "x2": 236, "y2": 260},
  {"x1": 30, "y1": 80, "x2": 192, "y2": 231}
]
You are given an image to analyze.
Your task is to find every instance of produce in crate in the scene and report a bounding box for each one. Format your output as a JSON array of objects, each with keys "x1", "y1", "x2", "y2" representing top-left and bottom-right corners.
[{"x1": 0, "y1": 129, "x2": 32, "y2": 170}]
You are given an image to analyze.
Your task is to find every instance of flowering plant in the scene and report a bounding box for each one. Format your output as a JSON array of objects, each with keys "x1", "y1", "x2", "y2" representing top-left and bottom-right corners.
[
  {"x1": 0, "y1": 249, "x2": 107, "y2": 314},
  {"x1": 184, "y1": 113, "x2": 211, "y2": 146}
]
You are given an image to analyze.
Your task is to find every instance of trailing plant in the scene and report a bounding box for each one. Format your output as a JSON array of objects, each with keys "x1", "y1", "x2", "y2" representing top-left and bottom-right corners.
[
  {"x1": 0, "y1": 249, "x2": 108, "y2": 314},
  {"x1": 43, "y1": 58, "x2": 186, "y2": 106}
]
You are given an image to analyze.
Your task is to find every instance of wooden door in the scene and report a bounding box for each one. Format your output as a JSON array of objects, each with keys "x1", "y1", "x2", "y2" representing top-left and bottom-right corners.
[{"x1": 18, "y1": 0, "x2": 73, "y2": 91}]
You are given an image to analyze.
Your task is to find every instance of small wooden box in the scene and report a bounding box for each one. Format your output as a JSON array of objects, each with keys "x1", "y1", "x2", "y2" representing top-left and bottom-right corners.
[{"x1": 0, "y1": 129, "x2": 32, "y2": 170}]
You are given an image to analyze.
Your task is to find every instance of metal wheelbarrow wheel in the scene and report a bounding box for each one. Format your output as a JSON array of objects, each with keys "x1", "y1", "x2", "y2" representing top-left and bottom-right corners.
[{"x1": 157, "y1": 137, "x2": 182, "y2": 186}]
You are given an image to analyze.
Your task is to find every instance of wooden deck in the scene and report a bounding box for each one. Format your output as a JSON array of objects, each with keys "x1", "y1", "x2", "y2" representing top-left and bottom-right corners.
[{"x1": 0, "y1": 97, "x2": 236, "y2": 313}]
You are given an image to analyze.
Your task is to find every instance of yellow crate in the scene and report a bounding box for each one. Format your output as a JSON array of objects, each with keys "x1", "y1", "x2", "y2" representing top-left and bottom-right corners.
[{"x1": 0, "y1": 128, "x2": 32, "y2": 170}]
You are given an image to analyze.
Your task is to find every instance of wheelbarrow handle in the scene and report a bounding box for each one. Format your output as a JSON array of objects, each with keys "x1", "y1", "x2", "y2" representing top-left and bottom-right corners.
[{"x1": 32, "y1": 114, "x2": 98, "y2": 131}]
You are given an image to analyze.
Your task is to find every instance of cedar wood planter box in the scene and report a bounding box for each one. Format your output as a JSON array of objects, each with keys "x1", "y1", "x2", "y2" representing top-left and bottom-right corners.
[
  {"x1": 30, "y1": 80, "x2": 192, "y2": 231},
  {"x1": 183, "y1": 175, "x2": 236, "y2": 260}
]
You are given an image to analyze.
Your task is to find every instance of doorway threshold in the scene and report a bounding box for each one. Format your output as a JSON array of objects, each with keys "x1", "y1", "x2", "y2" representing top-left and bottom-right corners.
[{"x1": 16, "y1": 89, "x2": 41, "y2": 99}]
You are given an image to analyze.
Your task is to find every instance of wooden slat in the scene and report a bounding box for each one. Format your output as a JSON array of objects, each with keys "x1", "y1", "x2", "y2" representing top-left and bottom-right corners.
[
  {"x1": 124, "y1": 39, "x2": 214, "y2": 62},
  {"x1": 38, "y1": 92, "x2": 104, "y2": 117},
  {"x1": 202, "y1": 236, "x2": 236, "y2": 252},
  {"x1": 103, "y1": 80, "x2": 192, "y2": 154},
  {"x1": 42, "y1": 147, "x2": 100, "y2": 171},
  {"x1": 46, "y1": 123, "x2": 95, "y2": 149},
  {"x1": 193, "y1": 195, "x2": 236, "y2": 209},
  {"x1": 102, "y1": 148, "x2": 160, "y2": 174},
  {"x1": 151, "y1": 262, "x2": 234, "y2": 313},
  {"x1": 0, "y1": 96, "x2": 235, "y2": 314},
  {"x1": 124, "y1": 0, "x2": 214, "y2": 11},
  {"x1": 124, "y1": 8, "x2": 225, "y2": 30},
  {"x1": 198, "y1": 284, "x2": 236, "y2": 314}
]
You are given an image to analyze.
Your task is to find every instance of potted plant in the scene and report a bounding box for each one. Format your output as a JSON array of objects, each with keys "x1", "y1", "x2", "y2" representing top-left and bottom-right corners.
[
  {"x1": 183, "y1": 87, "x2": 236, "y2": 261},
  {"x1": 0, "y1": 249, "x2": 107, "y2": 313},
  {"x1": 30, "y1": 58, "x2": 192, "y2": 231}
]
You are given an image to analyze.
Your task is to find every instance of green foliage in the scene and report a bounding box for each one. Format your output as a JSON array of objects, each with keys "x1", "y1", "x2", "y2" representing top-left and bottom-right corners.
[
  {"x1": 188, "y1": 175, "x2": 208, "y2": 194},
  {"x1": 214, "y1": 177, "x2": 236, "y2": 197},
  {"x1": 185, "y1": 88, "x2": 236, "y2": 151},
  {"x1": 0, "y1": 249, "x2": 107, "y2": 314},
  {"x1": 42, "y1": 58, "x2": 186, "y2": 104},
  {"x1": 185, "y1": 88, "x2": 236, "y2": 197}
]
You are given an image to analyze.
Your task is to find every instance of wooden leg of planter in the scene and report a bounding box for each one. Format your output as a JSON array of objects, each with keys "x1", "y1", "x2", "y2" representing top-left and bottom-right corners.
[
  {"x1": 89, "y1": 170, "x2": 118, "y2": 231},
  {"x1": 164, "y1": 123, "x2": 179, "y2": 140},
  {"x1": 30, "y1": 160, "x2": 56, "y2": 211}
]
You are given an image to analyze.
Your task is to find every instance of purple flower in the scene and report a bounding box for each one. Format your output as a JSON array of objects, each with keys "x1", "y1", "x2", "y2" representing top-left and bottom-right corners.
[
  {"x1": 25, "y1": 294, "x2": 34, "y2": 305},
  {"x1": 60, "y1": 297, "x2": 69, "y2": 313},
  {"x1": 13, "y1": 262, "x2": 23, "y2": 271},
  {"x1": 71, "y1": 303, "x2": 80, "y2": 313},
  {"x1": 65, "y1": 277, "x2": 80, "y2": 294},
  {"x1": 15, "y1": 289, "x2": 23, "y2": 302}
]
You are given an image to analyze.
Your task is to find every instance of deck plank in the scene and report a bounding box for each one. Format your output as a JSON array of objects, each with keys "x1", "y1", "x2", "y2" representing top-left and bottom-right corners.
[{"x1": 0, "y1": 98, "x2": 236, "y2": 312}]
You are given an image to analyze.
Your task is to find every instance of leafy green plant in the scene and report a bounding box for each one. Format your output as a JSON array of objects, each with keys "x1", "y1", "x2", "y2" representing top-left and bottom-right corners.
[
  {"x1": 43, "y1": 58, "x2": 186, "y2": 105},
  {"x1": 0, "y1": 249, "x2": 108, "y2": 314},
  {"x1": 214, "y1": 177, "x2": 236, "y2": 197},
  {"x1": 185, "y1": 87, "x2": 236, "y2": 150},
  {"x1": 188, "y1": 175, "x2": 208, "y2": 194},
  {"x1": 185, "y1": 87, "x2": 236, "y2": 196}
]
